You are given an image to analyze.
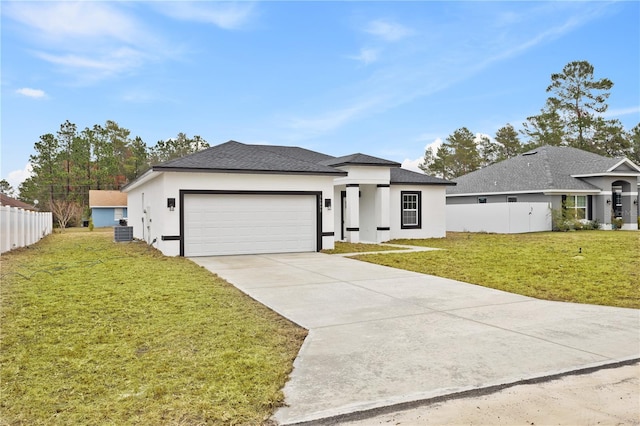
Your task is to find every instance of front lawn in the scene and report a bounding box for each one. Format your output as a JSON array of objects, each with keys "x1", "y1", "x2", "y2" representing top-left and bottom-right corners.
[
  {"x1": 353, "y1": 232, "x2": 639, "y2": 309},
  {"x1": 0, "y1": 229, "x2": 306, "y2": 425}
]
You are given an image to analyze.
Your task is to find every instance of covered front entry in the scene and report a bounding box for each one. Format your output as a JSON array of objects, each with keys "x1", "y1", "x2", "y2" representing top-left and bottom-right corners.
[
  {"x1": 339, "y1": 184, "x2": 390, "y2": 243},
  {"x1": 182, "y1": 191, "x2": 320, "y2": 256}
]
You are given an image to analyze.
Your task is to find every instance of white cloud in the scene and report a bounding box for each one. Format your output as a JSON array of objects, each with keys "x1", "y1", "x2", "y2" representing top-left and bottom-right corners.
[
  {"x1": 603, "y1": 106, "x2": 640, "y2": 119},
  {"x1": 401, "y1": 137, "x2": 443, "y2": 173},
  {"x1": 401, "y1": 158, "x2": 423, "y2": 173},
  {"x1": 287, "y1": 97, "x2": 383, "y2": 136},
  {"x1": 4, "y1": 2, "x2": 144, "y2": 45},
  {"x1": 5, "y1": 163, "x2": 33, "y2": 191},
  {"x1": 364, "y1": 19, "x2": 413, "y2": 42},
  {"x1": 4, "y1": 2, "x2": 171, "y2": 83},
  {"x1": 348, "y1": 48, "x2": 379, "y2": 65},
  {"x1": 16, "y1": 88, "x2": 46, "y2": 99},
  {"x1": 153, "y1": 2, "x2": 256, "y2": 30},
  {"x1": 36, "y1": 47, "x2": 146, "y2": 78}
]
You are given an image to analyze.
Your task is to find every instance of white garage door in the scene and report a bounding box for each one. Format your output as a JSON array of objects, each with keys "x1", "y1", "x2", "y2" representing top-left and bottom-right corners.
[{"x1": 184, "y1": 193, "x2": 317, "y2": 256}]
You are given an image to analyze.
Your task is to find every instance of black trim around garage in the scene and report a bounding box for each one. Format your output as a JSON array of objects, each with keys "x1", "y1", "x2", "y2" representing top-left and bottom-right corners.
[
  {"x1": 321, "y1": 232, "x2": 335, "y2": 237},
  {"x1": 345, "y1": 227, "x2": 359, "y2": 232},
  {"x1": 179, "y1": 190, "x2": 323, "y2": 256},
  {"x1": 346, "y1": 184, "x2": 360, "y2": 188},
  {"x1": 376, "y1": 184, "x2": 390, "y2": 188},
  {"x1": 161, "y1": 235, "x2": 181, "y2": 241},
  {"x1": 376, "y1": 227, "x2": 390, "y2": 231}
]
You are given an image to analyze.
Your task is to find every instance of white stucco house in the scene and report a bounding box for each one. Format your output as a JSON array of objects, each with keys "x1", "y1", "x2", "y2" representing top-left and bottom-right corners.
[{"x1": 122, "y1": 140, "x2": 454, "y2": 256}]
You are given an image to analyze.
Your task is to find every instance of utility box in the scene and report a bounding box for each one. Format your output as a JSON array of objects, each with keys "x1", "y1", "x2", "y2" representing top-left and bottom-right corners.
[{"x1": 114, "y1": 226, "x2": 133, "y2": 242}]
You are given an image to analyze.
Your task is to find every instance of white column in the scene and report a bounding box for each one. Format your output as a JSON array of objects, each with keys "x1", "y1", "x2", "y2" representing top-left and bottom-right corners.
[
  {"x1": 345, "y1": 184, "x2": 360, "y2": 243},
  {"x1": 376, "y1": 185, "x2": 390, "y2": 242}
]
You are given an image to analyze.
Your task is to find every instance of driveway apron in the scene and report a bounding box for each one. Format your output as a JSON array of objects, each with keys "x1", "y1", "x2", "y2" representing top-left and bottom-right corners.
[{"x1": 190, "y1": 253, "x2": 640, "y2": 425}]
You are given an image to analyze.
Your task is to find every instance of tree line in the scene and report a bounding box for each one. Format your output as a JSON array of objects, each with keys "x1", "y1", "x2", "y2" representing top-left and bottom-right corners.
[
  {"x1": 5, "y1": 120, "x2": 209, "y2": 225},
  {"x1": 420, "y1": 61, "x2": 640, "y2": 179}
]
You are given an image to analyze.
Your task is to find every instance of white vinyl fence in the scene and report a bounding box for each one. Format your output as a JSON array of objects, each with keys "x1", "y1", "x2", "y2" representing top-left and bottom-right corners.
[
  {"x1": 447, "y1": 202, "x2": 552, "y2": 234},
  {"x1": 0, "y1": 206, "x2": 53, "y2": 253}
]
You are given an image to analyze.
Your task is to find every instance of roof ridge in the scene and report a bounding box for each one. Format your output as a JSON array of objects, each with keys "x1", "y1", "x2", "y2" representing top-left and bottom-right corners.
[{"x1": 540, "y1": 146, "x2": 555, "y2": 189}]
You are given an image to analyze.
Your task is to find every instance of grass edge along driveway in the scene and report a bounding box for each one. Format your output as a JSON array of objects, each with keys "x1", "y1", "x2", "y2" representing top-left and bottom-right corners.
[
  {"x1": 0, "y1": 229, "x2": 306, "y2": 425},
  {"x1": 354, "y1": 231, "x2": 639, "y2": 309}
]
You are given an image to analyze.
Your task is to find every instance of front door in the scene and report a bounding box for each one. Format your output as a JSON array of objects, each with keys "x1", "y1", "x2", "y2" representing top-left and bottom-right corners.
[{"x1": 612, "y1": 185, "x2": 623, "y2": 218}]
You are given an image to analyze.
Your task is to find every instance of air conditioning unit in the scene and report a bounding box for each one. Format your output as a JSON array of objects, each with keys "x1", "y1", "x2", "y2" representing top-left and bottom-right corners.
[{"x1": 114, "y1": 226, "x2": 133, "y2": 242}]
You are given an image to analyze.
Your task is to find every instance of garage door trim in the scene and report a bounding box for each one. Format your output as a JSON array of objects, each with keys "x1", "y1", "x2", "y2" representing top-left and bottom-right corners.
[{"x1": 179, "y1": 190, "x2": 322, "y2": 256}]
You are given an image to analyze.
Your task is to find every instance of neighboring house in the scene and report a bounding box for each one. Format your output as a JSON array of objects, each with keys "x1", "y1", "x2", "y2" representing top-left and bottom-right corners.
[
  {"x1": 122, "y1": 140, "x2": 454, "y2": 257},
  {"x1": 0, "y1": 193, "x2": 38, "y2": 211},
  {"x1": 446, "y1": 145, "x2": 640, "y2": 233},
  {"x1": 89, "y1": 190, "x2": 128, "y2": 227}
]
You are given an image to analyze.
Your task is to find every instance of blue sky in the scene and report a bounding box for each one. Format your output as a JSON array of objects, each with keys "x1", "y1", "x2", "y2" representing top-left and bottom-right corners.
[{"x1": 2, "y1": 1, "x2": 639, "y2": 190}]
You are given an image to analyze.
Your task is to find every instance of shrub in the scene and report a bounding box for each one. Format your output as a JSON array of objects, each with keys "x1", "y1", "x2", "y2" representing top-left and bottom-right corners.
[
  {"x1": 612, "y1": 217, "x2": 624, "y2": 230},
  {"x1": 551, "y1": 207, "x2": 579, "y2": 231}
]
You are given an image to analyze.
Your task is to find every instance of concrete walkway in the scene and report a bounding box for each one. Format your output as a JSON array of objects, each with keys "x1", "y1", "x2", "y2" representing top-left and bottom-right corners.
[{"x1": 190, "y1": 252, "x2": 640, "y2": 425}]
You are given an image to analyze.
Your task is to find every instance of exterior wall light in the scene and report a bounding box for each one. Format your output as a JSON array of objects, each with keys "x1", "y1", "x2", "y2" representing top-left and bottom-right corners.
[
  {"x1": 606, "y1": 199, "x2": 611, "y2": 205},
  {"x1": 167, "y1": 198, "x2": 176, "y2": 211}
]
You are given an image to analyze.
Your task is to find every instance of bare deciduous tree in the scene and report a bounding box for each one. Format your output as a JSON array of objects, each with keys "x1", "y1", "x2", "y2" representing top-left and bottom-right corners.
[{"x1": 50, "y1": 199, "x2": 83, "y2": 231}]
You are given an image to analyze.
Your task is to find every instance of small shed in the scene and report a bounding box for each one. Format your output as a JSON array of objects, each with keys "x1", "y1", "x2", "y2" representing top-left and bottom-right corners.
[{"x1": 89, "y1": 190, "x2": 128, "y2": 227}]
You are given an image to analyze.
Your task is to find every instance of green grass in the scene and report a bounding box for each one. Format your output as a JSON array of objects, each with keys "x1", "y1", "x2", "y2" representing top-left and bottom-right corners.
[
  {"x1": 321, "y1": 241, "x2": 408, "y2": 254},
  {"x1": 1, "y1": 228, "x2": 306, "y2": 425},
  {"x1": 353, "y1": 232, "x2": 640, "y2": 309}
]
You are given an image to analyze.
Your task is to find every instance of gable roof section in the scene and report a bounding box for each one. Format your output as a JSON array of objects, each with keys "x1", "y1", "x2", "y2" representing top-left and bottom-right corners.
[
  {"x1": 153, "y1": 140, "x2": 346, "y2": 176},
  {"x1": 89, "y1": 190, "x2": 127, "y2": 207},
  {"x1": 0, "y1": 193, "x2": 38, "y2": 210},
  {"x1": 319, "y1": 153, "x2": 401, "y2": 168},
  {"x1": 390, "y1": 168, "x2": 456, "y2": 186},
  {"x1": 448, "y1": 145, "x2": 636, "y2": 196}
]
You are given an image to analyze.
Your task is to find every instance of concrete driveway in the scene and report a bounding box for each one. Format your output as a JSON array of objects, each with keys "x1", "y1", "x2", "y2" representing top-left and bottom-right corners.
[{"x1": 190, "y1": 252, "x2": 640, "y2": 425}]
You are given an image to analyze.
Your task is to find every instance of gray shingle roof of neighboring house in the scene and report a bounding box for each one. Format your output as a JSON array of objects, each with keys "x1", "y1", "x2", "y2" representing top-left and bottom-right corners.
[
  {"x1": 319, "y1": 153, "x2": 401, "y2": 167},
  {"x1": 448, "y1": 145, "x2": 635, "y2": 195},
  {"x1": 153, "y1": 140, "x2": 346, "y2": 176},
  {"x1": 390, "y1": 168, "x2": 456, "y2": 185}
]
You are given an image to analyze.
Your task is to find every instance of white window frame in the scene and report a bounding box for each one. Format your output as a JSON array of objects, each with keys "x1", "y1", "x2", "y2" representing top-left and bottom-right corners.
[
  {"x1": 566, "y1": 195, "x2": 587, "y2": 220},
  {"x1": 114, "y1": 208, "x2": 124, "y2": 220}
]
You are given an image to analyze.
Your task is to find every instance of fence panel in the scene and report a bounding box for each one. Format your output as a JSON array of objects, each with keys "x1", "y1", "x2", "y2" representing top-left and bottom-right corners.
[{"x1": 0, "y1": 206, "x2": 53, "y2": 253}]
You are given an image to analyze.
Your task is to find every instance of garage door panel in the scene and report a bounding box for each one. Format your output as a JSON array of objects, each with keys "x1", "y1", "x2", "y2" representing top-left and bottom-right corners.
[{"x1": 184, "y1": 194, "x2": 317, "y2": 256}]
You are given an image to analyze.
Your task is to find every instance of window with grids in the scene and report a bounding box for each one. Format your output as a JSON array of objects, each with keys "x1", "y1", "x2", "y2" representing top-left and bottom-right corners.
[
  {"x1": 401, "y1": 191, "x2": 421, "y2": 229},
  {"x1": 565, "y1": 195, "x2": 587, "y2": 219}
]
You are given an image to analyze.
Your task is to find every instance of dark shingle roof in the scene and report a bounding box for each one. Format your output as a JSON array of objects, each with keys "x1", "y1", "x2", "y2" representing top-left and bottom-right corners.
[
  {"x1": 391, "y1": 168, "x2": 456, "y2": 186},
  {"x1": 448, "y1": 145, "x2": 634, "y2": 195},
  {"x1": 146, "y1": 140, "x2": 454, "y2": 186},
  {"x1": 153, "y1": 141, "x2": 346, "y2": 176},
  {"x1": 319, "y1": 153, "x2": 401, "y2": 167},
  {"x1": 251, "y1": 145, "x2": 335, "y2": 164}
]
